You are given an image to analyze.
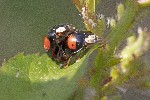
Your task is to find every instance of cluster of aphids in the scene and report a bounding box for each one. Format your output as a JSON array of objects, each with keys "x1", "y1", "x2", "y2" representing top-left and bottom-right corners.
[{"x1": 44, "y1": 24, "x2": 101, "y2": 68}]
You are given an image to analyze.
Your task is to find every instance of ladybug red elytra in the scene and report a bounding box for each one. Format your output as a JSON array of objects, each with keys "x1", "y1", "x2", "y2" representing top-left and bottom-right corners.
[
  {"x1": 67, "y1": 31, "x2": 100, "y2": 54},
  {"x1": 44, "y1": 36, "x2": 51, "y2": 51},
  {"x1": 44, "y1": 24, "x2": 101, "y2": 68}
]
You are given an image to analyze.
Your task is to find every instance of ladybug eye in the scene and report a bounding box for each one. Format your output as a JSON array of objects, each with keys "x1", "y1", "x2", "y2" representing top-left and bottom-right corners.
[
  {"x1": 67, "y1": 34, "x2": 77, "y2": 50},
  {"x1": 44, "y1": 36, "x2": 51, "y2": 51}
]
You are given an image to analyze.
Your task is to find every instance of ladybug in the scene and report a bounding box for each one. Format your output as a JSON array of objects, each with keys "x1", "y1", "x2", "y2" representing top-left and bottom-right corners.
[
  {"x1": 67, "y1": 31, "x2": 100, "y2": 55},
  {"x1": 58, "y1": 31, "x2": 101, "y2": 68},
  {"x1": 44, "y1": 24, "x2": 101, "y2": 68},
  {"x1": 44, "y1": 24, "x2": 76, "y2": 51}
]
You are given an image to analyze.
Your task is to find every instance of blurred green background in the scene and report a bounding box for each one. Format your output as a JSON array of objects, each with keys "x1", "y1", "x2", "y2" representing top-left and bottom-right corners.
[{"x1": 0, "y1": 0, "x2": 84, "y2": 65}]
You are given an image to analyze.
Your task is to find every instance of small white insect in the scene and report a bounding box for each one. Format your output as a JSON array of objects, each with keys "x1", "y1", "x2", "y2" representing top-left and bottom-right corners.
[{"x1": 88, "y1": 19, "x2": 97, "y2": 28}]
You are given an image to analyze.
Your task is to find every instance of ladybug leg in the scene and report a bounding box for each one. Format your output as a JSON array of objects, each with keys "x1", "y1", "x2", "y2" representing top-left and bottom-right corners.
[
  {"x1": 58, "y1": 47, "x2": 71, "y2": 69},
  {"x1": 59, "y1": 57, "x2": 70, "y2": 69},
  {"x1": 56, "y1": 48, "x2": 62, "y2": 61},
  {"x1": 60, "y1": 55, "x2": 72, "y2": 69},
  {"x1": 56, "y1": 45, "x2": 65, "y2": 61},
  {"x1": 64, "y1": 56, "x2": 72, "y2": 69}
]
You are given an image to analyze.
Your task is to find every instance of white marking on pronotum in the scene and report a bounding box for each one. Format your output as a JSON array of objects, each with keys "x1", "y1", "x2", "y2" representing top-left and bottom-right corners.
[
  {"x1": 56, "y1": 27, "x2": 66, "y2": 33},
  {"x1": 85, "y1": 35, "x2": 97, "y2": 43}
]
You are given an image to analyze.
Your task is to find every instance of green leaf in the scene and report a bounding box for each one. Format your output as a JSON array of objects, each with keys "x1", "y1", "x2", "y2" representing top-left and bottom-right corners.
[
  {"x1": 85, "y1": 0, "x2": 95, "y2": 14},
  {"x1": 0, "y1": 53, "x2": 37, "y2": 100},
  {"x1": 0, "y1": 45, "x2": 99, "y2": 100}
]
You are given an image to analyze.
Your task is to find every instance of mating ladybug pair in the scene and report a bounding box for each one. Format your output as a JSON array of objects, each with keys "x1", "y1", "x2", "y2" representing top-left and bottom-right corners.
[{"x1": 44, "y1": 24, "x2": 101, "y2": 68}]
